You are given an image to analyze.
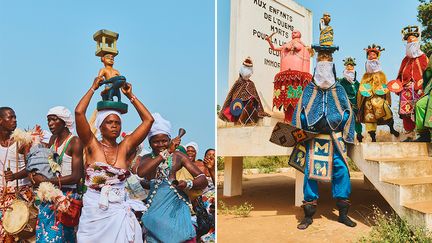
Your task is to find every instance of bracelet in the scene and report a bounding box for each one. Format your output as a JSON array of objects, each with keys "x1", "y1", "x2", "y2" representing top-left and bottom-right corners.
[
  {"x1": 194, "y1": 173, "x2": 205, "y2": 179},
  {"x1": 90, "y1": 88, "x2": 95, "y2": 93},
  {"x1": 185, "y1": 179, "x2": 193, "y2": 190},
  {"x1": 159, "y1": 149, "x2": 171, "y2": 160},
  {"x1": 130, "y1": 95, "x2": 137, "y2": 103}
]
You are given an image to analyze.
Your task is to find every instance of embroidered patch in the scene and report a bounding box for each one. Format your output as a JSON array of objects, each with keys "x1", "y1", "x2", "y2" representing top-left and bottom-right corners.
[{"x1": 308, "y1": 137, "x2": 333, "y2": 181}]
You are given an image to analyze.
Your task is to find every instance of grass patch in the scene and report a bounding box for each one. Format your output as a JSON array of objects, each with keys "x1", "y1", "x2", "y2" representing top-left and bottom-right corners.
[
  {"x1": 217, "y1": 156, "x2": 289, "y2": 172},
  {"x1": 218, "y1": 200, "x2": 254, "y2": 217},
  {"x1": 358, "y1": 205, "x2": 432, "y2": 243}
]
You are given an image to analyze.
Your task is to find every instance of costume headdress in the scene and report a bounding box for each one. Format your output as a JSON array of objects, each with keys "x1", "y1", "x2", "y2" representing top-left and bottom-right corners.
[
  {"x1": 402, "y1": 25, "x2": 420, "y2": 41},
  {"x1": 364, "y1": 44, "x2": 385, "y2": 58},
  {"x1": 343, "y1": 57, "x2": 356, "y2": 66},
  {"x1": 243, "y1": 57, "x2": 253, "y2": 67}
]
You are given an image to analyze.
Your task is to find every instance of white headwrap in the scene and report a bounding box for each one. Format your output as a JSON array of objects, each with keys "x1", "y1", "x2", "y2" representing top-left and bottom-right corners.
[
  {"x1": 185, "y1": 141, "x2": 199, "y2": 154},
  {"x1": 365, "y1": 60, "x2": 382, "y2": 73},
  {"x1": 148, "y1": 113, "x2": 171, "y2": 140},
  {"x1": 406, "y1": 41, "x2": 424, "y2": 58},
  {"x1": 47, "y1": 106, "x2": 74, "y2": 131},
  {"x1": 314, "y1": 61, "x2": 335, "y2": 89},
  {"x1": 95, "y1": 110, "x2": 122, "y2": 130}
]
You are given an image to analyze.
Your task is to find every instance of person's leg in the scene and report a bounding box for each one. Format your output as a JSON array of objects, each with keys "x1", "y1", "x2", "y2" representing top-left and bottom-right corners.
[
  {"x1": 402, "y1": 117, "x2": 416, "y2": 142},
  {"x1": 366, "y1": 123, "x2": 377, "y2": 142},
  {"x1": 332, "y1": 150, "x2": 356, "y2": 227},
  {"x1": 298, "y1": 143, "x2": 319, "y2": 230},
  {"x1": 355, "y1": 122, "x2": 363, "y2": 142}
]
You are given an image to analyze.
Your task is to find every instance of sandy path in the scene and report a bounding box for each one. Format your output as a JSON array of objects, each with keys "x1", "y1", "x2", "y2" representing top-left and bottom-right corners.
[{"x1": 217, "y1": 171, "x2": 391, "y2": 243}]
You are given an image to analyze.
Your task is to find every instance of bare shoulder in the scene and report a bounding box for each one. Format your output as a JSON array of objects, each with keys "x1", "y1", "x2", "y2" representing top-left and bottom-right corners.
[{"x1": 70, "y1": 136, "x2": 83, "y2": 149}]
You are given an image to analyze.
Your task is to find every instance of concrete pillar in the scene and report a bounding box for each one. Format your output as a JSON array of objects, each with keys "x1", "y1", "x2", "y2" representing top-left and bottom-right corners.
[
  {"x1": 223, "y1": 156, "x2": 243, "y2": 197},
  {"x1": 295, "y1": 170, "x2": 304, "y2": 206},
  {"x1": 363, "y1": 175, "x2": 376, "y2": 191}
]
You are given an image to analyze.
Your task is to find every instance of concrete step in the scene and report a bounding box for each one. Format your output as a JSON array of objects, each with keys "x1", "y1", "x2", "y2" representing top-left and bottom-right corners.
[
  {"x1": 383, "y1": 177, "x2": 432, "y2": 204},
  {"x1": 402, "y1": 201, "x2": 432, "y2": 230},
  {"x1": 365, "y1": 157, "x2": 432, "y2": 180},
  {"x1": 404, "y1": 201, "x2": 432, "y2": 214},
  {"x1": 360, "y1": 142, "x2": 429, "y2": 158},
  {"x1": 383, "y1": 176, "x2": 432, "y2": 186}
]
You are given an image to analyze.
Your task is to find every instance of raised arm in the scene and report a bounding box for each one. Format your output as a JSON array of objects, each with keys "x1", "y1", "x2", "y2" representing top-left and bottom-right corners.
[
  {"x1": 120, "y1": 83, "x2": 154, "y2": 153},
  {"x1": 75, "y1": 77, "x2": 102, "y2": 146},
  {"x1": 265, "y1": 33, "x2": 282, "y2": 52},
  {"x1": 177, "y1": 152, "x2": 208, "y2": 190}
]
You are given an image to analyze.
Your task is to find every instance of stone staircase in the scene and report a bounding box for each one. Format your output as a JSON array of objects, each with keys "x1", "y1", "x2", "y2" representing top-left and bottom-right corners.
[{"x1": 349, "y1": 142, "x2": 432, "y2": 230}]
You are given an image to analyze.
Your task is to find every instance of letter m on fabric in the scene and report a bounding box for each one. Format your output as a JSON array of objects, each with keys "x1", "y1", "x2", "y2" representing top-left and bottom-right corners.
[{"x1": 314, "y1": 140, "x2": 329, "y2": 154}]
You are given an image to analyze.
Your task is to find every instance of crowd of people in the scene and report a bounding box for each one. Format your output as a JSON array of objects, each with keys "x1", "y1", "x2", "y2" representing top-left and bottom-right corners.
[{"x1": 0, "y1": 77, "x2": 215, "y2": 242}]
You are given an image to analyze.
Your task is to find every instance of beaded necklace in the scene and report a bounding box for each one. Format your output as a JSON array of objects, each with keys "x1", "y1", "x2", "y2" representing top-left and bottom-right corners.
[{"x1": 144, "y1": 153, "x2": 193, "y2": 212}]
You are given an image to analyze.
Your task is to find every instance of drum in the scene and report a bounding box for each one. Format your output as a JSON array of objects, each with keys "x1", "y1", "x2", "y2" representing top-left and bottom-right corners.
[{"x1": 2, "y1": 199, "x2": 38, "y2": 240}]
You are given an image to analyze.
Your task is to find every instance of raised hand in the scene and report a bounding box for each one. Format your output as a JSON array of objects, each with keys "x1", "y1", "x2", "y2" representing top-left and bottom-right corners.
[
  {"x1": 121, "y1": 82, "x2": 133, "y2": 97},
  {"x1": 168, "y1": 136, "x2": 181, "y2": 153},
  {"x1": 92, "y1": 76, "x2": 104, "y2": 90}
]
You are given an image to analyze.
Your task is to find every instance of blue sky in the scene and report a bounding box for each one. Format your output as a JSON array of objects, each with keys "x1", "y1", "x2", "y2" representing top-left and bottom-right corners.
[
  {"x1": 217, "y1": 0, "x2": 423, "y2": 104},
  {"x1": 0, "y1": 0, "x2": 215, "y2": 159}
]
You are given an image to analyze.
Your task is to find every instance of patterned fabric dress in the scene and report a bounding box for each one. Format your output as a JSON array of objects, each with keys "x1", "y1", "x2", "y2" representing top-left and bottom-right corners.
[
  {"x1": 35, "y1": 192, "x2": 78, "y2": 243},
  {"x1": 141, "y1": 156, "x2": 196, "y2": 243},
  {"x1": 35, "y1": 136, "x2": 78, "y2": 243},
  {"x1": 77, "y1": 162, "x2": 143, "y2": 243}
]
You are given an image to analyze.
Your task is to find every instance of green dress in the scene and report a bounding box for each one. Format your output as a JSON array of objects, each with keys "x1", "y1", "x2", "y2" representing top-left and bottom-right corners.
[
  {"x1": 339, "y1": 74, "x2": 362, "y2": 135},
  {"x1": 416, "y1": 66, "x2": 432, "y2": 130}
]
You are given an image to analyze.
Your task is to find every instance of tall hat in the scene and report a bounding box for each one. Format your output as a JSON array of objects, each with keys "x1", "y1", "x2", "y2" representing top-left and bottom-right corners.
[
  {"x1": 243, "y1": 57, "x2": 253, "y2": 67},
  {"x1": 401, "y1": 25, "x2": 420, "y2": 41},
  {"x1": 364, "y1": 44, "x2": 385, "y2": 58},
  {"x1": 343, "y1": 57, "x2": 356, "y2": 66}
]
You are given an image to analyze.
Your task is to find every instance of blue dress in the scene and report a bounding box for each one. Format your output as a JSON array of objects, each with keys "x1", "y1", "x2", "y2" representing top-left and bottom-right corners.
[{"x1": 142, "y1": 159, "x2": 196, "y2": 243}]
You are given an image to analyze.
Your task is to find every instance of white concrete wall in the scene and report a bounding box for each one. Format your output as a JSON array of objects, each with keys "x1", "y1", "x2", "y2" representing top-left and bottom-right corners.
[{"x1": 229, "y1": 0, "x2": 313, "y2": 115}]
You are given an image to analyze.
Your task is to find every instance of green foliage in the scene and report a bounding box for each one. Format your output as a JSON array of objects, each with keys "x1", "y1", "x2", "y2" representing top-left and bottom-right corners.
[
  {"x1": 218, "y1": 200, "x2": 254, "y2": 217},
  {"x1": 217, "y1": 156, "x2": 224, "y2": 171},
  {"x1": 217, "y1": 104, "x2": 221, "y2": 114},
  {"x1": 358, "y1": 205, "x2": 432, "y2": 243},
  {"x1": 244, "y1": 156, "x2": 288, "y2": 170},
  {"x1": 217, "y1": 156, "x2": 289, "y2": 172},
  {"x1": 418, "y1": 0, "x2": 432, "y2": 57}
]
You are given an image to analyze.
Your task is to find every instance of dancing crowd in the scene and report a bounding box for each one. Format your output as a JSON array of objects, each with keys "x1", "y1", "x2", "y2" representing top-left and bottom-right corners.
[{"x1": 0, "y1": 77, "x2": 215, "y2": 243}]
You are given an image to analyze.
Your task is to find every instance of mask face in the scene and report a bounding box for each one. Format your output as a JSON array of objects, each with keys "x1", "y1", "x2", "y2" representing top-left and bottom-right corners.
[
  {"x1": 239, "y1": 65, "x2": 253, "y2": 80},
  {"x1": 343, "y1": 69, "x2": 355, "y2": 83},
  {"x1": 314, "y1": 61, "x2": 335, "y2": 89},
  {"x1": 365, "y1": 60, "x2": 382, "y2": 73},
  {"x1": 406, "y1": 41, "x2": 423, "y2": 58}
]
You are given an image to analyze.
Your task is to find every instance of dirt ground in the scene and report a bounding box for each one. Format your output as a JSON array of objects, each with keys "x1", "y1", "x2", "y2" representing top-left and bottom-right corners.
[{"x1": 217, "y1": 171, "x2": 392, "y2": 243}]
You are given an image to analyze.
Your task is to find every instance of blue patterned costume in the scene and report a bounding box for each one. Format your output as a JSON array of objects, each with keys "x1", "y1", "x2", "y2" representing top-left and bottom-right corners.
[{"x1": 292, "y1": 78, "x2": 354, "y2": 201}]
